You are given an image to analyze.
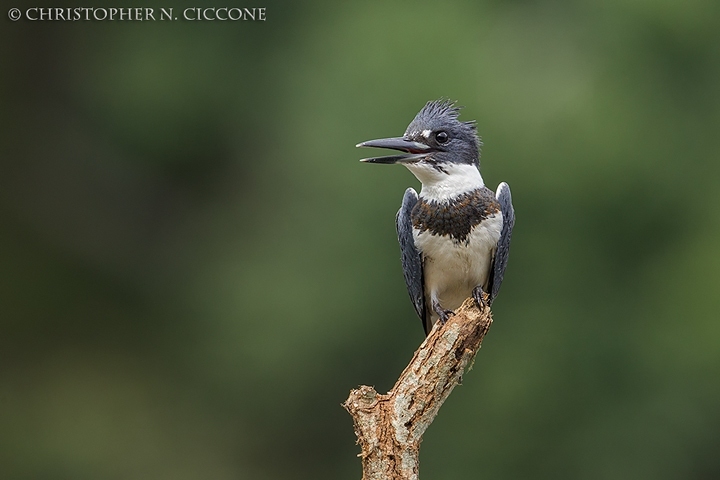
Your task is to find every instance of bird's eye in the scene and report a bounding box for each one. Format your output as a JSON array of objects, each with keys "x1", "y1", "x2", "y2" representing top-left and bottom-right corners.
[{"x1": 435, "y1": 131, "x2": 449, "y2": 144}]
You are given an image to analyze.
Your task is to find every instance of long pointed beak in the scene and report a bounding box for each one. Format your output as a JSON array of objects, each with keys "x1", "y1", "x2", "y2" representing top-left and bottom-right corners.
[{"x1": 356, "y1": 137, "x2": 431, "y2": 164}]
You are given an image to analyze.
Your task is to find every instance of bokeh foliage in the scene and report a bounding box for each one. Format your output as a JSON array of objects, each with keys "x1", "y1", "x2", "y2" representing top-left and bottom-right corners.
[{"x1": 2, "y1": 0, "x2": 720, "y2": 478}]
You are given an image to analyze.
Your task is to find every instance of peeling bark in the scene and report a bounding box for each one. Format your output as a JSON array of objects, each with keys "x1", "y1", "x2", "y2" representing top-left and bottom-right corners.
[{"x1": 343, "y1": 297, "x2": 493, "y2": 480}]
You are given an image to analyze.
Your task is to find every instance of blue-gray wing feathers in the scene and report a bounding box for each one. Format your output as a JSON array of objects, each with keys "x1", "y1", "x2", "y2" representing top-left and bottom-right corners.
[
  {"x1": 395, "y1": 188, "x2": 427, "y2": 331},
  {"x1": 489, "y1": 182, "x2": 515, "y2": 304}
]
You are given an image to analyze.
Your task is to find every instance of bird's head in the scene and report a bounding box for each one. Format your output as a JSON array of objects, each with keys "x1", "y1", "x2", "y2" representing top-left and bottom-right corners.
[{"x1": 357, "y1": 99, "x2": 482, "y2": 173}]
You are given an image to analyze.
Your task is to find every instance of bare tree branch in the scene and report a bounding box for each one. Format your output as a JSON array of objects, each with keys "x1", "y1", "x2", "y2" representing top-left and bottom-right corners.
[{"x1": 343, "y1": 297, "x2": 493, "y2": 480}]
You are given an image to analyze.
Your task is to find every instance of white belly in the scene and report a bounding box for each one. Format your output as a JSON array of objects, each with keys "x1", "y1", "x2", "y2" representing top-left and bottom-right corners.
[{"x1": 414, "y1": 213, "x2": 503, "y2": 323}]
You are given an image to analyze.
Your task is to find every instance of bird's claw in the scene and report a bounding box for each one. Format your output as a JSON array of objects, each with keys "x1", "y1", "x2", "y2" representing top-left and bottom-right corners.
[
  {"x1": 438, "y1": 309, "x2": 454, "y2": 325},
  {"x1": 472, "y1": 286, "x2": 489, "y2": 311},
  {"x1": 432, "y1": 299, "x2": 455, "y2": 326}
]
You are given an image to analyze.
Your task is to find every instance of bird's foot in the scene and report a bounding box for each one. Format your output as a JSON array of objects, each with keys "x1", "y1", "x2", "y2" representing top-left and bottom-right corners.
[
  {"x1": 472, "y1": 286, "x2": 489, "y2": 311},
  {"x1": 432, "y1": 299, "x2": 454, "y2": 325},
  {"x1": 438, "y1": 309, "x2": 455, "y2": 325}
]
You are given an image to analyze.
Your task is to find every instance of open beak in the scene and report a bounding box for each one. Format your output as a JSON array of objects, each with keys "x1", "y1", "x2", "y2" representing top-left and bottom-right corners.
[{"x1": 356, "y1": 137, "x2": 431, "y2": 164}]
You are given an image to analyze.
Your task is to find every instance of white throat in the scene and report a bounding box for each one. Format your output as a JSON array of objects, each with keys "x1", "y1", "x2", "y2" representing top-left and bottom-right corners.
[{"x1": 405, "y1": 162, "x2": 485, "y2": 202}]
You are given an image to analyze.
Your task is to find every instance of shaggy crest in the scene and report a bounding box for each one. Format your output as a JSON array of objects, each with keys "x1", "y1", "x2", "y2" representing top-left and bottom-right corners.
[{"x1": 415, "y1": 99, "x2": 477, "y2": 129}]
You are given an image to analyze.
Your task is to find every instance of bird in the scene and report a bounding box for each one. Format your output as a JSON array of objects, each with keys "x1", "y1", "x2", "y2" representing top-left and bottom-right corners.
[{"x1": 357, "y1": 99, "x2": 515, "y2": 335}]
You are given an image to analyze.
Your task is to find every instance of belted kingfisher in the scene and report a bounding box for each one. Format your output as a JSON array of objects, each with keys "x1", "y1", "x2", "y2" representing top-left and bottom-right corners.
[{"x1": 358, "y1": 99, "x2": 515, "y2": 335}]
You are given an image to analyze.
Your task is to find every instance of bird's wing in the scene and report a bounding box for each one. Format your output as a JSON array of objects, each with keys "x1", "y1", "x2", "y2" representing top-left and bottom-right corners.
[
  {"x1": 489, "y1": 182, "x2": 515, "y2": 304},
  {"x1": 395, "y1": 188, "x2": 427, "y2": 332}
]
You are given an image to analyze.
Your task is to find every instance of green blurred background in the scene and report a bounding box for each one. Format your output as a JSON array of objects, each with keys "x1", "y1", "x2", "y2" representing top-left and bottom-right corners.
[{"x1": 2, "y1": 0, "x2": 720, "y2": 478}]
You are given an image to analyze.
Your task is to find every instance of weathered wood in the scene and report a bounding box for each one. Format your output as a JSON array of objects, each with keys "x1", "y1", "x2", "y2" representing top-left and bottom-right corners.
[{"x1": 343, "y1": 297, "x2": 493, "y2": 479}]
